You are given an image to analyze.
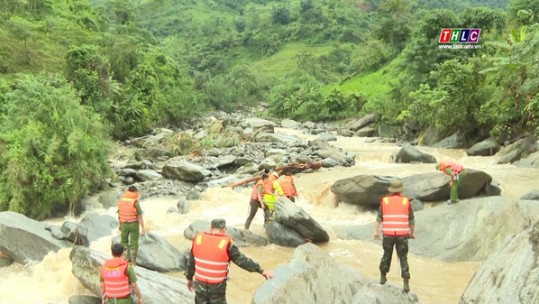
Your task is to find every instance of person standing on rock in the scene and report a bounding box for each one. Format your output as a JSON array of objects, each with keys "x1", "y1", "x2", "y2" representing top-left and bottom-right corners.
[
  {"x1": 259, "y1": 173, "x2": 284, "y2": 224},
  {"x1": 244, "y1": 174, "x2": 266, "y2": 231},
  {"x1": 118, "y1": 185, "x2": 145, "y2": 265},
  {"x1": 436, "y1": 161, "x2": 466, "y2": 204},
  {"x1": 372, "y1": 179, "x2": 415, "y2": 293},
  {"x1": 100, "y1": 243, "x2": 143, "y2": 304},
  {"x1": 279, "y1": 171, "x2": 298, "y2": 203},
  {"x1": 185, "y1": 218, "x2": 274, "y2": 303}
]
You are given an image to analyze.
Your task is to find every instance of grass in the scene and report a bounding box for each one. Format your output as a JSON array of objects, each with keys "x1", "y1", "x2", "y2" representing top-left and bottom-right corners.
[
  {"x1": 321, "y1": 57, "x2": 403, "y2": 99},
  {"x1": 250, "y1": 42, "x2": 334, "y2": 82}
]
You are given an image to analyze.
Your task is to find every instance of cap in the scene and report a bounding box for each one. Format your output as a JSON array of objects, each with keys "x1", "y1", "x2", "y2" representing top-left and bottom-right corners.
[
  {"x1": 271, "y1": 171, "x2": 279, "y2": 178},
  {"x1": 128, "y1": 185, "x2": 138, "y2": 192},
  {"x1": 388, "y1": 179, "x2": 404, "y2": 193},
  {"x1": 211, "y1": 218, "x2": 226, "y2": 229}
]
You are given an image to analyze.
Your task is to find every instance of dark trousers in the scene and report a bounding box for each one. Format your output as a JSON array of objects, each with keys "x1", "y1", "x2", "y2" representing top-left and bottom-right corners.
[
  {"x1": 379, "y1": 236, "x2": 410, "y2": 279},
  {"x1": 194, "y1": 281, "x2": 227, "y2": 304},
  {"x1": 244, "y1": 199, "x2": 261, "y2": 229}
]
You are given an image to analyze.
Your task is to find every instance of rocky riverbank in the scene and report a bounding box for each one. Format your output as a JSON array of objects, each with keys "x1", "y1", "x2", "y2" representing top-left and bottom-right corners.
[{"x1": 1, "y1": 112, "x2": 539, "y2": 303}]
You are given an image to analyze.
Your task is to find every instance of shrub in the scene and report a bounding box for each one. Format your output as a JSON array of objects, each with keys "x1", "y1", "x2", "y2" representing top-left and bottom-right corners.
[{"x1": 0, "y1": 75, "x2": 110, "y2": 219}]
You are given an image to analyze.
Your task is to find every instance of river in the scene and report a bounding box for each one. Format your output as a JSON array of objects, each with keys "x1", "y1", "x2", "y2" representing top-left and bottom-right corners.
[{"x1": 0, "y1": 128, "x2": 537, "y2": 304}]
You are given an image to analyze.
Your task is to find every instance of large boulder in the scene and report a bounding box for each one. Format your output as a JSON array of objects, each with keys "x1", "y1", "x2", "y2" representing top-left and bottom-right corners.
[
  {"x1": 466, "y1": 137, "x2": 500, "y2": 156},
  {"x1": 521, "y1": 190, "x2": 539, "y2": 200},
  {"x1": 184, "y1": 220, "x2": 269, "y2": 247},
  {"x1": 514, "y1": 151, "x2": 539, "y2": 168},
  {"x1": 253, "y1": 132, "x2": 305, "y2": 147},
  {"x1": 459, "y1": 220, "x2": 539, "y2": 304},
  {"x1": 352, "y1": 283, "x2": 419, "y2": 304},
  {"x1": 0, "y1": 211, "x2": 70, "y2": 264},
  {"x1": 136, "y1": 169, "x2": 163, "y2": 181},
  {"x1": 162, "y1": 159, "x2": 212, "y2": 183},
  {"x1": 394, "y1": 144, "x2": 436, "y2": 163},
  {"x1": 331, "y1": 170, "x2": 495, "y2": 207},
  {"x1": 432, "y1": 131, "x2": 468, "y2": 149},
  {"x1": 61, "y1": 220, "x2": 78, "y2": 243},
  {"x1": 265, "y1": 221, "x2": 306, "y2": 247},
  {"x1": 316, "y1": 149, "x2": 355, "y2": 166},
  {"x1": 242, "y1": 118, "x2": 276, "y2": 132},
  {"x1": 70, "y1": 246, "x2": 193, "y2": 304},
  {"x1": 331, "y1": 175, "x2": 392, "y2": 207},
  {"x1": 253, "y1": 243, "x2": 418, "y2": 304},
  {"x1": 253, "y1": 243, "x2": 366, "y2": 304},
  {"x1": 281, "y1": 119, "x2": 301, "y2": 129},
  {"x1": 75, "y1": 213, "x2": 118, "y2": 246},
  {"x1": 332, "y1": 197, "x2": 539, "y2": 261},
  {"x1": 348, "y1": 114, "x2": 376, "y2": 131},
  {"x1": 402, "y1": 169, "x2": 495, "y2": 202},
  {"x1": 112, "y1": 233, "x2": 184, "y2": 272},
  {"x1": 495, "y1": 135, "x2": 536, "y2": 164},
  {"x1": 273, "y1": 198, "x2": 329, "y2": 243}
]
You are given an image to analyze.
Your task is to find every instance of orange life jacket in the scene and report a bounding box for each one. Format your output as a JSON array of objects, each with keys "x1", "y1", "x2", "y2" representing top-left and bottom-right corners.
[
  {"x1": 381, "y1": 195, "x2": 410, "y2": 237},
  {"x1": 118, "y1": 191, "x2": 138, "y2": 223},
  {"x1": 279, "y1": 176, "x2": 296, "y2": 197},
  {"x1": 192, "y1": 233, "x2": 231, "y2": 284},
  {"x1": 262, "y1": 179, "x2": 275, "y2": 196},
  {"x1": 250, "y1": 180, "x2": 264, "y2": 200},
  {"x1": 439, "y1": 161, "x2": 463, "y2": 176},
  {"x1": 100, "y1": 258, "x2": 131, "y2": 298}
]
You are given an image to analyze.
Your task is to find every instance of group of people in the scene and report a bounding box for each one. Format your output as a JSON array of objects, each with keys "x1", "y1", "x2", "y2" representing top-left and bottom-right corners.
[
  {"x1": 99, "y1": 160, "x2": 464, "y2": 303},
  {"x1": 99, "y1": 185, "x2": 276, "y2": 304},
  {"x1": 244, "y1": 170, "x2": 298, "y2": 230}
]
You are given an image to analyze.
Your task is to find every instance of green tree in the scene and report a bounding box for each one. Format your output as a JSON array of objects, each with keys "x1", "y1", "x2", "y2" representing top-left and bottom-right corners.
[
  {"x1": 7, "y1": 16, "x2": 41, "y2": 64},
  {"x1": 0, "y1": 75, "x2": 110, "y2": 220},
  {"x1": 508, "y1": 0, "x2": 539, "y2": 25},
  {"x1": 65, "y1": 44, "x2": 117, "y2": 114},
  {"x1": 373, "y1": 0, "x2": 413, "y2": 51},
  {"x1": 480, "y1": 24, "x2": 539, "y2": 135}
]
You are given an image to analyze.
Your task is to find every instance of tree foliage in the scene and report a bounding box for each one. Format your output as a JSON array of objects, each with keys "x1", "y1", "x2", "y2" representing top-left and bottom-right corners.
[{"x1": 0, "y1": 75, "x2": 110, "y2": 219}]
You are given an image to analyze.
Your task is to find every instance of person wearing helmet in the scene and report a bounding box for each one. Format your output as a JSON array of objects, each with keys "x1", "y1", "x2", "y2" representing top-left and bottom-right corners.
[{"x1": 372, "y1": 179, "x2": 415, "y2": 293}]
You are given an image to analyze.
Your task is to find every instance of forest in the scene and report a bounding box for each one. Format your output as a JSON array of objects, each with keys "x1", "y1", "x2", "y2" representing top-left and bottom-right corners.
[{"x1": 0, "y1": 0, "x2": 538, "y2": 219}]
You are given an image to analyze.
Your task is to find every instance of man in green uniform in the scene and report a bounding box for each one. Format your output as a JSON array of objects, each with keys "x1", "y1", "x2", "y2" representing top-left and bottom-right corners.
[
  {"x1": 185, "y1": 219, "x2": 274, "y2": 303},
  {"x1": 118, "y1": 186, "x2": 145, "y2": 265},
  {"x1": 372, "y1": 179, "x2": 415, "y2": 292},
  {"x1": 100, "y1": 243, "x2": 143, "y2": 304}
]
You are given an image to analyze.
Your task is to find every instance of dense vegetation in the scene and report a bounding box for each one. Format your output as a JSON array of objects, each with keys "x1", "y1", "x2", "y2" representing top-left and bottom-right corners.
[{"x1": 1, "y1": 0, "x2": 538, "y2": 218}]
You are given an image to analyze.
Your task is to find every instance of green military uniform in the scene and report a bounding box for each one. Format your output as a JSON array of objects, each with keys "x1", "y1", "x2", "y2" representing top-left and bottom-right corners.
[
  {"x1": 101, "y1": 264, "x2": 137, "y2": 304},
  {"x1": 185, "y1": 240, "x2": 264, "y2": 304},
  {"x1": 443, "y1": 167, "x2": 466, "y2": 203},
  {"x1": 376, "y1": 198, "x2": 415, "y2": 279},
  {"x1": 120, "y1": 201, "x2": 143, "y2": 263}
]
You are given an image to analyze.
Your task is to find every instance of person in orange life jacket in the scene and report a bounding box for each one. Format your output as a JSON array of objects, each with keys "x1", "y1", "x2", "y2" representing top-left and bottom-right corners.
[
  {"x1": 436, "y1": 161, "x2": 466, "y2": 204},
  {"x1": 100, "y1": 243, "x2": 143, "y2": 304},
  {"x1": 185, "y1": 219, "x2": 274, "y2": 304},
  {"x1": 118, "y1": 186, "x2": 145, "y2": 265},
  {"x1": 244, "y1": 174, "x2": 268, "y2": 231},
  {"x1": 278, "y1": 171, "x2": 298, "y2": 202},
  {"x1": 372, "y1": 179, "x2": 415, "y2": 293},
  {"x1": 258, "y1": 174, "x2": 284, "y2": 224}
]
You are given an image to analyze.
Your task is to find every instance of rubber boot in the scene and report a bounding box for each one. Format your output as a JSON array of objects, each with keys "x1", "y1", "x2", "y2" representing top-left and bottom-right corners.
[
  {"x1": 379, "y1": 274, "x2": 387, "y2": 285},
  {"x1": 131, "y1": 247, "x2": 138, "y2": 266},
  {"x1": 403, "y1": 279, "x2": 410, "y2": 292}
]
